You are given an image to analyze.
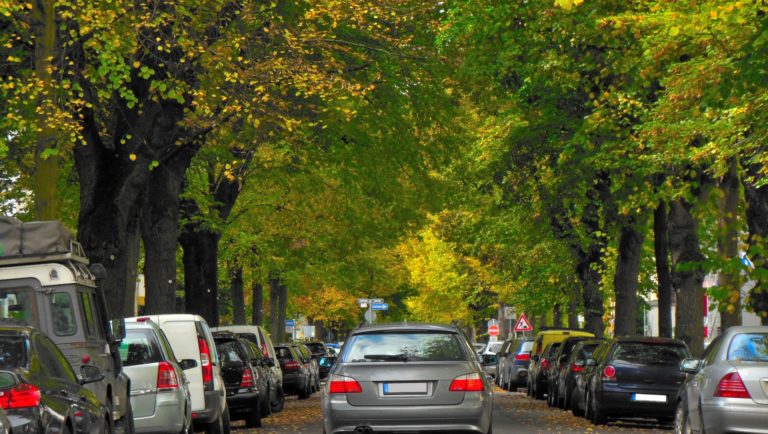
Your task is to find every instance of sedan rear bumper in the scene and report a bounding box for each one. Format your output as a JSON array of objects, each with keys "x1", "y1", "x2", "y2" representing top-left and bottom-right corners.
[
  {"x1": 701, "y1": 400, "x2": 768, "y2": 434},
  {"x1": 323, "y1": 393, "x2": 492, "y2": 434},
  {"x1": 598, "y1": 387, "x2": 677, "y2": 418}
]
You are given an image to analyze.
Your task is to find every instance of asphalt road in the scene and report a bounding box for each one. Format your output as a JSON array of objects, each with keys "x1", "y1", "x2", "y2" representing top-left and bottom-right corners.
[{"x1": 231, "y1": 387, "x2": 671, "y2": 434}]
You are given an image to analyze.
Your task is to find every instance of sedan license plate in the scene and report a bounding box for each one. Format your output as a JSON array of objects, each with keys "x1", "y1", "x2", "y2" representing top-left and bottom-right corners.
[
  {"x1": 632, "y1": 393, "x2": 666, "y2": 403},
  {"x1": 383, "y1": 382, "x2": 427, "y2": 395}
]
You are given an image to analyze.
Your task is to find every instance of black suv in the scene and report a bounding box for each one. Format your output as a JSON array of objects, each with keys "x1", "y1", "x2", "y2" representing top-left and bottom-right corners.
[{"x1": 213, "y1": 332, "x2": 269, "y2": 428}]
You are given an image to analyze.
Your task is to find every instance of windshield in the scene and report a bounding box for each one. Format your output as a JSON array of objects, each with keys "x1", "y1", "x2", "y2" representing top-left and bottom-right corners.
[
  {"x1": 119, "y1": 329, "x2": 164, "y2": 366},
  {"x1": 486, "y1": 342, "x2": 503, "y2": 353},
  {"x1": 727, "y1": 333, "x2": 768, "y2": 362},
  {"x1": 0, "y1": 335, "x2": 27, "y2": 369},
  {"x1": 343, "y1": 332, "x2": 466, "y2": 363},
  {"x1": 519, "y1": 341, "x2": 534, "y2": 353},
  {"x1": 612, "y1": 343, "x2": 689, "y2": 365},
  {"x1": 0, "y1": 287, "x2": 37, "y2": 328}
]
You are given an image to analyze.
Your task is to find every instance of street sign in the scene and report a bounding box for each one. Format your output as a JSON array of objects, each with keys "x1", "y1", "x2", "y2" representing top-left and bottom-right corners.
[
  {"x1": 285, "y1": 319, "x2": 296, "y2": 327},
  {"x1": 371, "y1": 302, "x2": 389, "y2": 311},
  {"x1": 488, "y1": 324, "x2": 500, "y2": 337},
  {"x1": 364, "y1": 310, "x2": 377, "y2": 323},
  {"x1": 504, "y1": 306, "x2": 515, "y2": 318},
  {"x1": 514, "y1": 314, "x2": 533, "y2": 332},
  {"x1": 487, "y1": 319, "x2": 498, "y2": 327}
]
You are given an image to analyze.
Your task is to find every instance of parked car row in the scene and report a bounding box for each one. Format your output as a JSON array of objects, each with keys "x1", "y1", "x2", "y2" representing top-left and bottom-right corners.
[{"x1": 515, "y1": 325, "x2": 768, "y2": 434}]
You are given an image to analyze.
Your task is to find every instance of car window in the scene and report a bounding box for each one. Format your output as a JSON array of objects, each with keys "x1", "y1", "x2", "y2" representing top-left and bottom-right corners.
[
  {"x1": 157, "y1": 329, "x2": 179, "y2": 362},
  {"x1": 576, "y1": 342, "x2": 601, "y2": 361},
  {"x1": 0, "y1": 335, "x2": 27, "y2": 368},
  {"x1": 35, "y1": 334, "x2": 77, "y2": 382},
  {"x1": 78, "y1": 291, "x2": 100, "y2": 338},
  {"x1": 0, "y1": 372, "x2": 15, "y2": 389},
  {"x1": 246, "y1": 342, "x2": 265, "y2": 361},
  {"x1": 216, "y1": 340, "x2": 245, "y2": 364},
  {"x1": 519, "y1": 341, "x2": 534, "y2": 353},
  {"x1": 274, "y1": 347, "x2": 292, "y2": 360},
  {"x1": 591, "y1": 343, "x2": 611, "y2": 363},
  {"x1": 727, "y1": 333, "x2": 768, "y2": 362},
  {"x1": 611, "y1": 343, "x2": 689, "y2": 365},
  {"x1": 50, "y1": 292, "x2": 77, "y2": 336},
  {"x1": 119, "y1": 329, "x2": 165, "y2": 366},
  {"x1": 0, "y1": 287, "x2": 38, "y2": 328},
  {"x1": 342, "y1": 332, "x2": 466, "y2": 363},
  {"x1": 487, "y1": 341, "x2": 503, "y2": 353}
]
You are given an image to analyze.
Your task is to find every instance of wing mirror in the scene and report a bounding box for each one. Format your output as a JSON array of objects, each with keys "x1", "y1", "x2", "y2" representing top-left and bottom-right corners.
[
  {"x1": 680, "y1": 358, "x2": 702, "y2": 374},
  {"x1": 80, "y1": 365, "x2": 105, "y2": 385},
  {"x1": 179, "y1": 359, "x2": 198, "y2": 370},
  {"x1": 110, "y1": 318, "x2": 126, "y2": 342}
]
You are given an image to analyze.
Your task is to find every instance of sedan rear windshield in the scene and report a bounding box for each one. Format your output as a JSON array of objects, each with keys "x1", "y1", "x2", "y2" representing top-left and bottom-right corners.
[
  {"x1": 343, "y1": 332, "x2": 466, "y2": 363},
  {"x1": 727, "y1": 333, "x2": 768, "y2": 362},
  {"x1": 612, "y1": 343, "x2": 689, "y2": 365},
  {"x1": 119, "y1": 329, "x2": 164, "y2": 366},
  {"x1": 0, "y1": 335, "x2": 26, "y2": 369},
  {"x1": 519, "y1": 341, "x2": 534, "y2": 353}
]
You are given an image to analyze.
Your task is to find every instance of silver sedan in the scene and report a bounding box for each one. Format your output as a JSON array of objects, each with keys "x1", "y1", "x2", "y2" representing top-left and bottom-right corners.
[
  {"x1": 675, "y1": 325, "x2": 768, "y2": 434},
  {"x1": 121, "y1": 320, "x2": 197, "y2": 434},
  {"x1": 322, "y1": 323, "x2": 493, "y2": 434}
]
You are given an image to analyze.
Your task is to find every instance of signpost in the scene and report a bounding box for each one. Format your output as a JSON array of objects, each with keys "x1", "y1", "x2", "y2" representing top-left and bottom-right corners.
[
  {"x1": 488, "y1": 324, "x2": 500, "y2": 337},
  {"x1": 372, "y1": 302, "x2": 389, "y2": 311},
  {"x1": 513, "y1": 314, "x2": 533, "y2": 333},
  {"x1": 358, "y1": 298, "x2": 387, "y2": 323}
]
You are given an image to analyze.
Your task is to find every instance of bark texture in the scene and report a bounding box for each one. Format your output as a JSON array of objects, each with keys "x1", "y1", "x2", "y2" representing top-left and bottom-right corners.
[
  {"x1": 269, "y1": 277, "x2": 288, "y2": 343},
  {"x1": 668, "y1": 199, "x2": 706, "y2": 356},
  {"x1": 567, "y1": 290, "x2": 579, "y2": 329},
  {"x1": 230, "y1": 267, "x2": 246, "y2": 324},
  {"x1": 252, "y1": 282, "x2": 263, "y2": 326},
  {"x1": 613, "y1": 221, "x2": 645, "y2": 336},
  {"x1": 743, "y1": 163, "x2": 768, "y2": 325},
  {"x1": 654, "y1": 202, "x2": 673, "y2": 338},
  {"x1": 552, "y1": 304, "x2": 563, "y2": 328},
  {"x1": 718, "y1": 160, "x2": 742, "y2": 328}
]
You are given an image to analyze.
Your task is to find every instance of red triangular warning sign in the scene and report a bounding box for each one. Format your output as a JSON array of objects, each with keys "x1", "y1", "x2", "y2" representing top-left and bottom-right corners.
[{"x1": 514, "y1": 314, "x2": 533, "y2": 332}]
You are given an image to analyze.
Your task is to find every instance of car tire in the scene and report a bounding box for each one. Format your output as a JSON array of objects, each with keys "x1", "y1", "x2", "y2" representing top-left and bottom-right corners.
[
  {"x1": 674, "y1": 401, "x2": 692, "y2": 434},
  {"x1": 261, "y1": 388, "x2": 272, "y2": 417},
  {"x1": 271, "y1": 385, "x2": 285, "y2": 413},
  {"x1": 570, "y1": 388, "x2": 583, "y2": 417},
  {"x1": 298, "y1": 378, "x2": 310, "y2": 400},
  {"x1": 589, "y1": 391, "x2": 607, "y2": 425},
  {"x1": 206, "y1": 409, "x2": 225, "y2": 434},
  {"x1": 245, "y1": 399, "x2": 262, "y2": 428}
]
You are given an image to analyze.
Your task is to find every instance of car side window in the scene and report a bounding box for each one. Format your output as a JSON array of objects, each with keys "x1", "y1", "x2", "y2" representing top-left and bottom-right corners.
[
  {"x1": 157, "y1": 329, "x2": 178, "y2": 362},
  {"x1": 35, "y1": 334, "x2": 77, "y2": 382},
  {"x1": 77, "y1": 291, "x2": 101, "y2": 339},
  {"x1": 703, "y1": 335, "x2": 724, "y2": 366},
  {"x1": 50, "y1": 292, "x2": 77, "y2": 336}
]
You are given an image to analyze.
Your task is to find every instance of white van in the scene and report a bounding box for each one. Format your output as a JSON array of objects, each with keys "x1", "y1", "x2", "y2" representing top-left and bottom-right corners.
[
  {"x1": 129, "y1": 314, "x2": 229, "y2": 434},
  {"x1": 212, "y1": 324, "x2": 283, "y2": 411}
]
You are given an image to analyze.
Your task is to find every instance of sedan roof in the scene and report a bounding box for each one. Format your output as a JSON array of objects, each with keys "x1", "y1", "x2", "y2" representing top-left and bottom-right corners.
[{"x1": 352, "y1": 322, "x2": 458, "y2": 334}]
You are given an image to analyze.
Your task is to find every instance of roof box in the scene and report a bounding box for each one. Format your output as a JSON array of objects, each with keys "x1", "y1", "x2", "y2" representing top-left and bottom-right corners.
[{"x1": 0, "y1": 217, "x2": 86, "y2": 265}]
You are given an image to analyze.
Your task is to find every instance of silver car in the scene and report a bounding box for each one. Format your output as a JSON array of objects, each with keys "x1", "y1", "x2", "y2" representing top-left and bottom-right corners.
[
  {"x1": 121, "y1": 320, "x2": 197, "y2": 434},
  {"x1": 675, "y1": 326, "x2": 768, "y2": 434},
  {"x1": 322, "y1": 323, "x2": 493, "y2": 434}
]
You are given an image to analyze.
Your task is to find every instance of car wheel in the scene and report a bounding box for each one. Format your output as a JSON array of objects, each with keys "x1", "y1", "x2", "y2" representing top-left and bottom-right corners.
[
  {"x1": 261, "y1": 387, "x2": 272, "y2": 417},
  {"x1": 674, "y1": 401, "x2": 692, "y2": 434},
  {"x1": 245, "y1": 398, "x2": 262, "y2": 428},
  {"x1": 298, "y1": 378, "x2": 310, "y2": 400},
  {"x1": 222, "y1": 407, "x2": 231, "y2": 434},
  {"x1": 205, "y1": 409, "x2": 225, "y2": 434},
  {"x1": 270, "y1": 385, "x2": 285, "y2": 413},
  {"x1": 590, "y1": 391, "x2": 607, "y2": 425},
  {"x1": 570, "y1": 388, "x2": 583, "y2": 417}
]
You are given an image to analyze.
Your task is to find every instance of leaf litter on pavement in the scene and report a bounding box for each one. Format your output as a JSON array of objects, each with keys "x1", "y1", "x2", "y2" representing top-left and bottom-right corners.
[{"x1": 231, "y1": 394, "x2": 323, "y2": 434}]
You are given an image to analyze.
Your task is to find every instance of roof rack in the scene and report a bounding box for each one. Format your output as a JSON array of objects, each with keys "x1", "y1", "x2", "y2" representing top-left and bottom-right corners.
[{"x1": 0, "y1": 239, "x2": 90, "y2": 267}]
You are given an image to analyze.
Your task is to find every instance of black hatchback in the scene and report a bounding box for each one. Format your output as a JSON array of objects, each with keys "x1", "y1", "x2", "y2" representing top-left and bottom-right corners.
[
  {"x1": 0, "y1": 326, "x2": 110, "y2": 433},
  {"x1": 213, "y1": 332, "x2": 268, "y2": 428},
  {"x1": 583, "y1": 337, "x2": 690, "y2": 425}
]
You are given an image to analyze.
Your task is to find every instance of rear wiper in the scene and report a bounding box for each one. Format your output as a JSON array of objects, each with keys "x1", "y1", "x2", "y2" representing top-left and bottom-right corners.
[{"x1": 364, "y1": 354, "x2": 408, "y2": 362}]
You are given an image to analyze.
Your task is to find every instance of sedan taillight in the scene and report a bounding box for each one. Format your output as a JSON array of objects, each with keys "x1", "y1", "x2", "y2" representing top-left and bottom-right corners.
[
  {"x1": 328, "y1": 375, "x2": 363, "y2": 394},
  {"x1": 284, "y1": 360, "x2": 301, "y2": 373},
  {"x1": 714, "y1": 372, "x2": 751, "y2": 399},
  {"x1": 449, "y1": 373, "x2": 484, "y2": 392},
  {"x1": 0, "y1": 383, "x2": 41, "y2": 409},
  {"x1": 240, "y1": 367, "x2": 255, "y2": 388},
  {"x1": 157, "y1": 361, "x2": 180, "y2": 391},
  {"x1": 602, "y1": 365, "x2": 616, "y2": 382}
]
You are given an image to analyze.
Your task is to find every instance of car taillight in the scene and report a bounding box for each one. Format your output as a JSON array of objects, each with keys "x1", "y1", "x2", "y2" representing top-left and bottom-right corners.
[
  {"x1": 515, "y1": 353, "x2": 530, "y2": 362},
  {"x1": 602, "y1": 365, "x2": 616, "y2": 381},
  {"x1": 261, "y1": 344, "x2": 269, "y2": 358},
  {"x1": 284, "y1": 360, "x2": 300, "y2": 373},
  {"x1": 0, "y1": 383, "x2": 41, "y2": 409},
  {"x1": 157, "y1": 361, "x2": 179, "y2": 391},
  {"x1": 240, "y1": 367, "x2": 255, "y2": 388},
  {"x1": 570, "y1": 363, "x2": 584, "y2": 373},
  {"x1": 198, "y1": 337, "x2": 213, "y2": 384},
  {"x1": 714, "y1": 372, "x2": 751, "y2": 399},
  {"x1": 328, "y1": 375, "x2": 363, "y2": 394},
  {"x1": 449, "y1": 373, "x2": 484, "y2": 392}
]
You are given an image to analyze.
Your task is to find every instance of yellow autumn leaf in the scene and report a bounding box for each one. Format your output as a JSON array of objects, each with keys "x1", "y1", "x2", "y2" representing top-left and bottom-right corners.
[
  {"x1": 133, "y1": 61, "x2": 141, "y2": 68},
  {"x1": 129, "y1": 154, "x2": 137, "y2": 161}
]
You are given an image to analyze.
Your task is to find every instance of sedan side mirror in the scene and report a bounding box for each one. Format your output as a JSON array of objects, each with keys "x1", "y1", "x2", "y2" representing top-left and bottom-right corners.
[
  {"x1": 179, "y1": 359, "x2": 198, "y2": 370},
  {"x1": 680, "y1": 358, "x2": 702, "y2": 374},
  {"x1": 80, "y1": 365, "x2": 105, "y2": 385},
  {"x1": 585, "y1": 358, "x2": 596, "y2": 367}
]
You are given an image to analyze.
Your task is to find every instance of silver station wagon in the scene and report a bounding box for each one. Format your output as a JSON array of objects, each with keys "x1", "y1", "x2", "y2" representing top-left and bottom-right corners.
[{"x1": 321, "y1": 323, "x2": 493, "y2": 434}]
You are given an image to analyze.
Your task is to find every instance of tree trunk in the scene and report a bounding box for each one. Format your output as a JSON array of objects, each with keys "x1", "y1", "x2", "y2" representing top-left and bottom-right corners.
[
  {"x1": 252, "y1": 282, "x2": 263, "y2": 326},
  {"x1": 32, "y1": 0, "x2": 59, "y2": 221},
  {"x1": 230, "y1": 266, "x2": 246, "y2": 324},
  {"x1": 614, "y1": 221, "x2": 645, "y2": 337},
  {"x1": 567, "y1": 290, "x2": 579, "y2": 329},
  {"x1": 269, "y1": 277, "x2": 283, "y2": 342},
  {"x1": 141, "y1": 143, "x2": 197, "y2": 314},
  {"x1": 743, "y1": 164, "x2": 768, "y2": 325},
  {"x1": 654, "y1": 202, "x2": 673, "y2": 338},
  {"x1": 179, "y1": 211, "x2": 220, "y2": 326},
  {"x1": 669, "y1": 199, "x2": 706, "y2": 356},
  {"x1": 552, "y1": 304, "x2": 563, "y2": 328},
  {"x1": 719, "y1": 159, "x2": 742, "y2": 328},
  {"x1": 277, "y1": 279, "x2": 288, "y2": 342}
]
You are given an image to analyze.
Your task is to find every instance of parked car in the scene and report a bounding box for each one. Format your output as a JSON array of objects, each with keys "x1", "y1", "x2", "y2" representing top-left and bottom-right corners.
[
  {"x1": 529, "y1": 342, "x2": 562, "y2": 400},
  {"x1": 121, "y1": 319, "x2": 196, "y2": 434},
  {"x1": 304, "y1": 341, "x2": 327, "y2": 359},
  {"x1": 0, "y1": 219, "x2": 132, "y2": 432},
  {"x1": 0, "y1": 326, "x2": 111, "y2": 433},
  {"x1": 241, "y1": 338, "x2": 283, "y2": 414},
  {"x1": 130, "y1": 315, "x2": 229, "y2": 434},
  {"x1": 557, "y1": 339, "x2": 604, "y2": 414},
  {"x1": 479, "y1": 340, "x2": 504, "y2": 356},
  {"x1": 572, "y1": 340, "x2": 612, "y2": 418},
  {"x1": 282, "y1": 342, "x2": 320, "y2": 392},
  {"x1": 675, "y1": 326, "x2": 768, "y2": 434},
  {"x1": 497, "y1": 338, "x2": 534, "y2": 391},
  {"x1": 275, "y1": 345, "x2": 313, "y2": 399},
  {"x1": 480, "y1": 353, "x2": 499, "y2": 379},
  {"x1": 212, "y1": 332, "x2": 266, "y2": 428},
  {"x1": 472, "y1": 342, "x2": 486, "y2": 353},
  {"x1": 584, "y1": 337, "x2": 690, "y2": 425},
  {"x1": 527, "y1": 328, "x2": 595, "y2": 399},
  {"x1": 321, "y1": 322, "x2": 493, "y2": 434},
  {"x1": 547, "y1": 336, "x2": 594, "y2": 407},
  {"x1": 319, "y1": 350, "x2": 338, "y2": 380},
  {"x1": 211, "y1": 324, "x2": 284, "y2": 412}
]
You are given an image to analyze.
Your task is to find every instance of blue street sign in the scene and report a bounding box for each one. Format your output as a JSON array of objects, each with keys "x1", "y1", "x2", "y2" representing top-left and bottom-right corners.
[
  {"x1": 371, "y1": 302, "x2": 389, "y2": 311},
  {"x1": 285, "y1": 319, "x2": 296, "y2": 327}
]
